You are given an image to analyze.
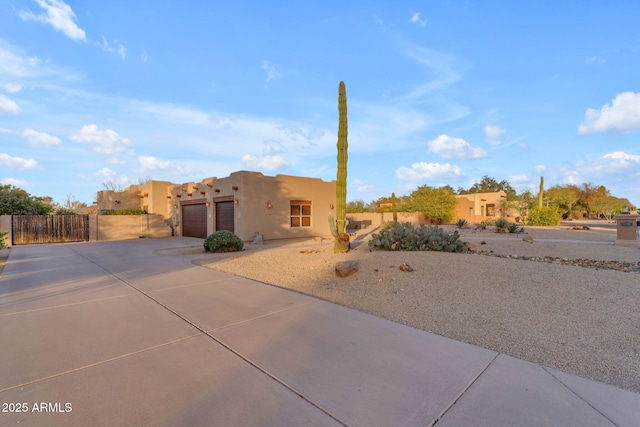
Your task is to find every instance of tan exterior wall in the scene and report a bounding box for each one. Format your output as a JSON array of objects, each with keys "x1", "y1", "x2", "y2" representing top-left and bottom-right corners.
[
  {"x1": 453, "y1": 191, "x2": 507, "y2": 223},
  {"x1": 0, "y1": 215, "x2": 11, "y2": 248},
  {"x1": 97, "y1": 181, "x2": 174, "y2": 218},
  {"x1": 88, "y1": 214, "x2": 172, "y2": 241},
  {"x1": 169, "y1": 171, "x2": 336, "y2": 241}
]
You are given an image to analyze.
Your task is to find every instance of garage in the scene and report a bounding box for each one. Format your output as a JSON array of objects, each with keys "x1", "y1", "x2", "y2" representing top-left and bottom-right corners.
[
  {"x1": 182, "y1": 202, "x2": 208, "y2": 238},
  {"x1": 215, "y1": 201, "x2": 234, "y2": 233}
]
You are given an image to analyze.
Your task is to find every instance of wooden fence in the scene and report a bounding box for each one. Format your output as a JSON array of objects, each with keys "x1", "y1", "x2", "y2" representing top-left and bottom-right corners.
[{"x1": 12, "y1": 215, "x2": 90, "y2": 245}]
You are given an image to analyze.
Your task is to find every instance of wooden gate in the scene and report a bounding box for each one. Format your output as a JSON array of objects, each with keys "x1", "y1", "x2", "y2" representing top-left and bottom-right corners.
[{"x1": 12, "y1": 215, "x2": 90, "y2": 245}]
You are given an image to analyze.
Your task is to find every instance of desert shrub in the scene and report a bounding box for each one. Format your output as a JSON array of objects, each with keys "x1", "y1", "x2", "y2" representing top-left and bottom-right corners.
[
  {"x1": 570, "y1": 210, "x2": 583, "y2": 220},
  {"x1": 494, "y1": 218, "x2": 509, "y2": 233},
  {"x1": 0, "y1": 231, "x2": 6, "y2": 249},
  {"x1": 480, "y1": 219, "x2": 495, "y2": 228},
  {"x1": 526, "y1": 206, "x2": 561, "y2": 226},
  {"x1": 204, "y1": 230, "x2": 244, "y2": 253},
  {"x1": 507, "y1": 223, "x2": 524, "y2": 234},
  {"x1": 369, "y1": 222, "x2": 467, "y2": 253},
  {"x1": 455, "y1": 218, "x2": 468, "y2": 228},
  {"x1": 102, "y1": 209, "x2": 146, "y2": 215}
]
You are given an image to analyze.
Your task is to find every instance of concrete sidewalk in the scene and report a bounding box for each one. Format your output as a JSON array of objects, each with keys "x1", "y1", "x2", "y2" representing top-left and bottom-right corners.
[{"x1": 0, "y1": 238, "x2": 638, "y2": 426}]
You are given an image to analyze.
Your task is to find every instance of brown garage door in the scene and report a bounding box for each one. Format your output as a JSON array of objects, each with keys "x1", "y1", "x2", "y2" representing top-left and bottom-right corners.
[
  {"x1": 215, "y1": 201, "x2": 234, "y2": 233},
  {"x1": 182, "y1": 203, "x2": 207, "y2": 238}
]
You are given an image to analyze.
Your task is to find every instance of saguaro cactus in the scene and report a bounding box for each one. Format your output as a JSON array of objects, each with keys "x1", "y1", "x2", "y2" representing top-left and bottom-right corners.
[
  {"x1": 392, "y1": 192, "x2": 398, "y2": 223},
  {"x1": 328, "y1": 81, "x2": 350, "y2": 253},
  {"x1": 538, "y1": 176, "x2": 544, "y2": 208}
]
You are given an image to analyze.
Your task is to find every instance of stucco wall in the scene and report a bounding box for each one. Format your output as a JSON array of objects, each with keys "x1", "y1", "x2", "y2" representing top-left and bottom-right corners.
[
  {"x1": 97, "y1": 181, "x2": 174, "y2": 218},
  {"x1": 453, "y1": 191, "x2": 507, "y2": 223},
  {"x1": 89, "y1": 214, "x2": 172, "y2": 241},
  {"x1": 169, "y1": 171, "x2": 336, "y2": 241}
]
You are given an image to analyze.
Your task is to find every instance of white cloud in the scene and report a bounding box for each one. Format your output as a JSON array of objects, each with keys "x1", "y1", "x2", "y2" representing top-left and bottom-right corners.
[
  {"x1": 509, "y1": 174, "x2": 528, "y2": 183},
  {"x1": 242, "y1": 140, "x2": 290, "y2": 171},
  {"x1": 0, "y1": 94, "x2": 20, "y2": 114},
  {"x1": 242, "y1": 154, "x2": 289, "y2": 171},
  {"x1": 534, "y1": 165, "x2": 546, "y2": 172},
  {"x1": 395, "y1": 162, "x2": 464, "y2": 182},
  {"x1": 261, "y1": 60, "x2": 283, "y2": 84},
  {"x1": 22, "y1": 128, "x2": 62, "y2": 146},
  {"x1": 427, "y1": 134, "x2": 486, "y2": 160},
  {"x1": 1, "y1": 178, "x2": 29, "y2": 187},
  {"x1": 578, "y1": 92, "x2": 640, "y2": 134},
  {"x1": 484, "y1": 125, "x2": 505, "y2": 145},
  {"x1": 94, "y1": 167, "x2": 132, "y2": 188},
  {"x1": 2, "y1": 82, "x2": 21, "y2": 93},
  {"x1": 409, "y1": 11, "x2": 427, "y2": 27},
  {"x1": 19, "y1": 0, "x2": 86, "y2": 41},
  {"x1": 0, "y1": 153, "x2": 39, "y2": 169},
  {"x1": 70, "y1": 124, "x2": 133, "y2": 155},
  {"x1": 600, "y1": 151, "x2": 640, "y2": 168},
  {"x1": 353, "y1": 179, "x2": 375, "y2": 193},
  {"x1": 96, "y1": 37, "x2": 127, "y2": 60},
  {"x1": 137, "y1": 156, "x2": 192, "y2": 176}
]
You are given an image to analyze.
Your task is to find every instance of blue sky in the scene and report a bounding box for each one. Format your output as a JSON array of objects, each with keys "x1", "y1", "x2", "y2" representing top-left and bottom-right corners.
[{"x1": 2, "y1": 1, "x2": 640, "y2": 206}]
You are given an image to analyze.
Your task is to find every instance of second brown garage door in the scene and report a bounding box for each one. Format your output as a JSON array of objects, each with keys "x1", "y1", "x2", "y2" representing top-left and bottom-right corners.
[
  {"x1": 215, "y1": 201, "x2": 234, "y2": 233},
  {"x1": 182, "y1": 203, "x2": 207, "y2": 238}
]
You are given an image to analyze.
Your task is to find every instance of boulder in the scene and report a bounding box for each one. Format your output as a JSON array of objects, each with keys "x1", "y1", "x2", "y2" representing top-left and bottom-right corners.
[
  {"x1": 335, "y1": 260, "x2": 359, "y2": 277},
  {"x1": 399, "y1": 263, "x2": 414, "y2": 272}
]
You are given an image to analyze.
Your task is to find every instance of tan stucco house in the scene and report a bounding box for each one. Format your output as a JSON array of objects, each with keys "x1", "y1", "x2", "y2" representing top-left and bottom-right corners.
[
  {"x1": 97, "y1": 171, "x2": 336, "y2": 241},
  {"x1": 453, "y1": 191, "x2": 508, "y2": 222}
]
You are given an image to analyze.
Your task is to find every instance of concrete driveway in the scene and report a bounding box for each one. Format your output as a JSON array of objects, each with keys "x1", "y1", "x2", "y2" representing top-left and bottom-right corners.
[{"x1": 1, "y1": 238, "x2": 639, "y2": 426}]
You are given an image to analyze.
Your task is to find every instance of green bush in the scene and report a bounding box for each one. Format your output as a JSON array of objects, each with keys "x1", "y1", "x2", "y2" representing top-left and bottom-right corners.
[
  {"x1": 204, "y1": 230, "x2": 244, "y2": 253},
  {"x1": 494, "y1": 218, "x2": 509, "y2": 233},
  {"x1": 369, "y1": 222, "x2": 467, "y2": 253},
  {"x1": 507, "y1": 223, "x2": 524, "y2": 234},
  {"x1": 0, "y1": 230, "x2": 6, "y2": 249},
  {"x1": 526, "y1": 206, "x2": 561, "y2": 226}
]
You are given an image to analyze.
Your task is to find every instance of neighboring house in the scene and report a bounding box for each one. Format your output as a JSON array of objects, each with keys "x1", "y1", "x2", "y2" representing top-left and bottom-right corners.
[
  {"x1": 97, "y1": 171, "x2": 336, "y2": 241},
  {"x1": 454, "y1": 191, "x2": 508, "y2": 222},
  {"x1": 97, "y1": 180, "x2": 175, "y2": 217}
]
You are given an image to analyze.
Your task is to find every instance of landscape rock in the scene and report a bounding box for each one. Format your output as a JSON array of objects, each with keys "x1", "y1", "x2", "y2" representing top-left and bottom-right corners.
[
  {"x1": 335, "y1": 260, "x2": 359, "y2": 277},
  {"x1": 399, "y1": 263, "x2": 414, "y2": 272},
  {"x1": 523, "y1": 235, "x2": 534, "y2": 243}
]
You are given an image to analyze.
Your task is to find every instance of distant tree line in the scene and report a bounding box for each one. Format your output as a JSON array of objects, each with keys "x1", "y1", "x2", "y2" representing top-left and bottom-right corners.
[
  {"x1": 346, "y1": 176, "x2": 635, "y2": 223},
  {"x1": 0, "y1": 185, "x2": 91, "y2": 215}
]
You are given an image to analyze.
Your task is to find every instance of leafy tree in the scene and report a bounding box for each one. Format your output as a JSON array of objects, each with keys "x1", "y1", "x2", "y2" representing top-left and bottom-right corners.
[
  {"x1": 406, "y1": 185, "x2": 457, "y2": 224},
  {"x1": 0, "y1": 185, "x2": 54, "y2": 215},
  {"x1": 502, "y1": 189, "x2": 535, "y2": 220},
  {"x1": 590, "y1": 196, "x2": 627, "y2": 222},
  {"x1": 546, "y1": 184, "x2": 581, "y2": 215},
  {"x1": 579, "y1": 183, "x2": 609, "y2": 218},
  {"x1": 346, "y1": 200, "x2": 372, "y2": 213},
  {"x1": 462, "y1": 175, "x2": 517, "y2": 200}
]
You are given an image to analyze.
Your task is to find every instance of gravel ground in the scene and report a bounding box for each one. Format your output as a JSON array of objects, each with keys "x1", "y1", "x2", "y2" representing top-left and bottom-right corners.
[{"x1": 191, "y1": 224, "x2": 640, "y2": 393}]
